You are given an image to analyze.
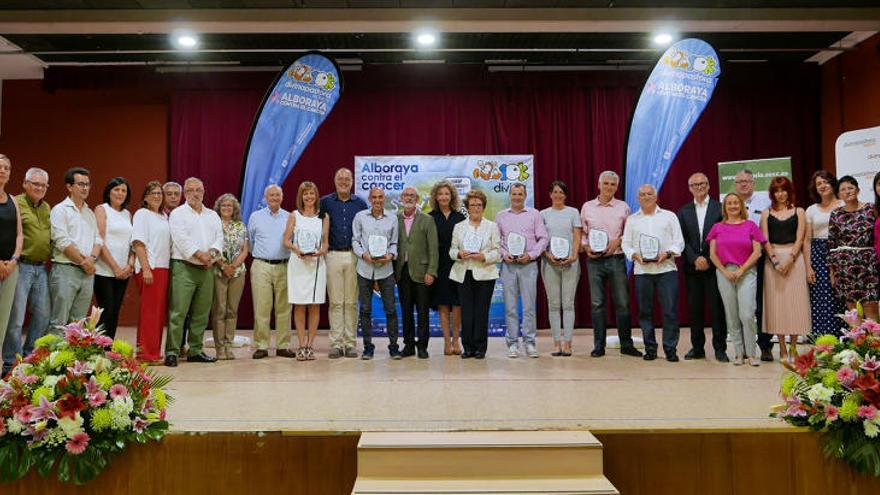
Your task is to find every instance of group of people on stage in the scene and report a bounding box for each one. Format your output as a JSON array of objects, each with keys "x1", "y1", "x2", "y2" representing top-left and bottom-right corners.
[{"x1": 0, "y1": 153, "x2": 879, "y2": 371}]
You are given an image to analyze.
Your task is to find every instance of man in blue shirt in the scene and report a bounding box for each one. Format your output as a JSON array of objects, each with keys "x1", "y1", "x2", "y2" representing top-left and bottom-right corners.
[{"x1": 320, "y1": 168, "x2": 368, "y2": 359}]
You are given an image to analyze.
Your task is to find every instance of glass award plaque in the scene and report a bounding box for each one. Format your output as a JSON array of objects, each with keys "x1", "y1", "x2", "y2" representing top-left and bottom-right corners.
[
  {"x1": 368, "y1": 234, "x2": 388, "y2": 258},
  {"x1": 462, "y1": 231, "x2": 483, "y2": 253},
  {"x1": 550, "y1": 236, "x2": 570, "y2": 259},
  {"x1": 296, "y1": 229, "x2": 319, "y2": 254},
  {"x1": 639, "y1": 233, "x2": 660, "y2": 261},
  {"x1": 507, "y1": 232, "x2": 526, "y2": 258},
  {"x1": 588, "y1": 229, "x2": 609, "y2": 253}
]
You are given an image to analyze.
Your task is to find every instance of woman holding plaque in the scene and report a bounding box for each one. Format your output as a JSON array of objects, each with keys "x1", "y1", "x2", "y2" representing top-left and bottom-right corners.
[
  {"x1": 449, "y1": 189, "x2": 501, "y2": 359},
  {"x1": 211, "y1": 194, "x2": 249, "y2": 360},
  {"x1": 540, "y1": 181, "x2": 582, "y2": 357},
  {"x1": 707, "y1": 193, "x2": 766, "y2": 366},
  {"x1": 828, "y1": 176, "x2": 879, "y2": 321},
  {"x1": 759, "y1": 177, "x2": 810, "y2": 363},
  {"x1": 429, "y1": 180, "x2": 466, "y2": 355},
  {"x1": 284, "y1": 181, "x2": 329, "y2": 361},
  {"x1": 804, "y1": 170, "x2": 844, "y2": 336}
]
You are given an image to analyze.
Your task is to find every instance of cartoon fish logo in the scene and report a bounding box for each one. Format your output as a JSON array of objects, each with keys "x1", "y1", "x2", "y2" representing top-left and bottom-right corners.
[
  {"x1": 290, "y1": 64, "x2": 313, "y2": 83},
  {"x1": 315, "y1": 72, "x2": 337, "y2": 91}
]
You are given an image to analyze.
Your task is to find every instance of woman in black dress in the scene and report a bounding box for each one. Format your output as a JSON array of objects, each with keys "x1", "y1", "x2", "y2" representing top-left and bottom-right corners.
[{"x1": 429, "y1": 180, "x2": 466, "y2": 355}]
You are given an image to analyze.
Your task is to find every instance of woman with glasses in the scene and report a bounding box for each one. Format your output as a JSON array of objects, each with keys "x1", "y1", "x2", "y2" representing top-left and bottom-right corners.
[
  {"x1": 94, "y1": 177, "x2": 134, "y2": 339},
  {"x1": 449, "y1": 189, "x2": 500, "y2": 359},
  {"x1": 211, "y1": 193, "x2": 249, "y2": 360},
  {"x1": 131, "y1": 181, "x2": 170, "y2": 364}
]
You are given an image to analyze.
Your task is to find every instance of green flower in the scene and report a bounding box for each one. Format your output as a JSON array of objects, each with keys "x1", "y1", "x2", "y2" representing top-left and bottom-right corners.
[
  {"x1": 815, "y1": 335, "x2": 838, "y2": 347},
  {"x1": 111, "y1": 340, "x2": 134, "y2": 358},
  {"x1": 153, "y1": 389, "x2": 167, "y2": 410},
  {"x1": 90, "y1": 408, "x2": 113, "y2": 432},
  {"x1": 821, "y1": 371, "x2": 840, "y2": 390},
  {"x1": 96, "y1": 371, "x2": 113, "y2": 391},
  {"x1": 781, "y1": 373, "x2": 800, "y2": 396},
  {"x1": 50, "y1": 350, "x2": 76, "y2": 368},
  {"x1": 840, "y1": 395, "x2": 861, "y2": 422},
  {"x1": 34, "y1": 334, "x2": 61, "y2": 348},
  {"x1": 31, "y1": 385, "x2": 55, "y2": 405}
]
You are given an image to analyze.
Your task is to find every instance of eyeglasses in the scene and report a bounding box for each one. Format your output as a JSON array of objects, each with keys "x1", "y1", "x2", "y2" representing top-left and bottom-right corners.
[
  {"x1": 467, "y1": 203, "x2": 484, "y2": 209},
  {"x1": 147, "y1": 191, "x2": 163, "y2": 196},
  {"x1": 26, "y1": 181, "x2": 48, "y2": 189},
  {"x1": 184, "y1": 188, "x2": 203, "y2": 194},
  {"x1": 74, "y1": 181, "x2": 90, "y2": 188},
  {"x1": 688, "y1": 182, "x2": 708, "y2": 188},
  {"x1": 734, "y1": 179, "x2": 753, "y2": 185}
]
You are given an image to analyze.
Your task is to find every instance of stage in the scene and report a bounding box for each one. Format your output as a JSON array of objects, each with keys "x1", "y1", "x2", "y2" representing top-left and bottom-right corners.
[{"x1": 120, "y1": 327, "x2": 788, "y2": 434}]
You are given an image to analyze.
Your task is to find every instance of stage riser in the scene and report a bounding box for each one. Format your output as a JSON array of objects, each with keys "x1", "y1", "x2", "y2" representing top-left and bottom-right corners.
[{"x1": 5, "y1": 431, "x2": 880, "y2": 495}]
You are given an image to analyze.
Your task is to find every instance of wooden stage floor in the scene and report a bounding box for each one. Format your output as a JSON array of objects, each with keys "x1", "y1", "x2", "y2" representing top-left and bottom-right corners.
[{"x1": 113, "y1": 327, "x2": 791, "y2": 433}]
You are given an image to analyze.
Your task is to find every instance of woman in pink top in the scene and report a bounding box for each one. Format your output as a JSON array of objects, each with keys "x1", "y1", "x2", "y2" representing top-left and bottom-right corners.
[{"x1": 707, "y1": 193, "x2": 766, "y2": 366}]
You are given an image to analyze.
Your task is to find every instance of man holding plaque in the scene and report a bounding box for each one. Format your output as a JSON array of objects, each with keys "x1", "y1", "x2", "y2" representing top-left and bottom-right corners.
[
  {"x1": 352, "y1": 187, "x2": 400, "y2": 360},
  {"x1": 496, "y1": 183, "x2": 548, "y2": 358},
  {"x1": 677, "y1": 173, "x2": 728, "y2": 362},
  {"x1": 394, "y1": 186, "x2": 439, "y2": 359},
  {"x1": 580, "y1": 171, "x2": 642, "y2": 358},
  {"x1": 622, "y1": 184, "x2": 685, "y2": 362}
]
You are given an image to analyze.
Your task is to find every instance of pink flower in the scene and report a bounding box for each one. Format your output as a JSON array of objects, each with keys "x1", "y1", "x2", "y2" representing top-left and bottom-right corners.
[
  {"x1": 816, "y1": 343, "x2": 835, "y2": 353},
  {"x1": 133, "y1": 417, "x2": 148, "y2": 433},
  {"x1": 88, "y1": 390, "x2": 107, "y2": 407},
  {"x1": 858, "y1": 405, "x2": 878, "y2": 420},
  {"x1": 85, "y1": 376, "x2": 101, "y2": 396},
  {"x1": 824, "y1": 405, "x2": 839, "y2": 421},
  {"x1": 0, "y1": 420, "x2": 6, "y2": 437},
  {"x1": 109, "y1": 384, "x2": 128, "y2": 399},
  {"x1": 861, "y1": 354, "x2": 880, "y2": 372},
  {"x1": 94, "y1": 335, "x2": 113, "y2": 347},
  {"x1": 67, "y1": 360, "x2": 91, "y2": 377},
  {"x1": 31, "y1": 396, "x2": 57, "y2": 422},
  {"x1": 864, "y1": 320, "x2": 880, "y2": 336},
  {"x1": 844, "y1": 327, "x2": 865, "y2": 342},
  {"x1": 65, "y1": 432, "x2": 90, "y2": 455},
  {"x1": 837, "y1": 367, "x2": 858, "y2": 387},
  {"x1": 106, "y1": 351, "x2": 123, "y2": 361},
  {"x1": 63, "y1": 322, "x2": 88, "y2": 343},
  {"x1": 843, "y1": 309, "x2": 861, "y2": 327},
  {"x1": 15, "y1": 405, "x2": 34, "y2": 424},
  {"x1": 20, "y1": 374, "x2": 39, "y2": 385}
]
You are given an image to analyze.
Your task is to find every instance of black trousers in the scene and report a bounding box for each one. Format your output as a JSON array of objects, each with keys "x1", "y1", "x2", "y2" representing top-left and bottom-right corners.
[
  {"x1": 93, "y1": 275, "x2": 129, "y2": 339},
  {"x1": 458, "y1": 271, "x2": 495, "y2": 355},
  {"x1": 756, "y1": 255, "x2": 774, "y2": 352},
  {"x1": 398, "y1": 265, "x2": 431, "y2": 350},
  {"x1": 685, "y1": 269, "x2": 727, "y2": 354}
]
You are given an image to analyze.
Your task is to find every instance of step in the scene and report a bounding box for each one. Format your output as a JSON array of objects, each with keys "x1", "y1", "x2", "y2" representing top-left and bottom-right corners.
[{"x1": 352, "y1": 476, "x2": 619, "y2": 494}]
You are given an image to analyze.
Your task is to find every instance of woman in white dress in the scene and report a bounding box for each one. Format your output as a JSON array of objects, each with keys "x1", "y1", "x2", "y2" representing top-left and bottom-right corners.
[
  {"x1": 283, "y1": 181, "x2": 329, "y2": 361},
  {"x1": 94, "y1": 177, "x2": 134, "y2": 339}
]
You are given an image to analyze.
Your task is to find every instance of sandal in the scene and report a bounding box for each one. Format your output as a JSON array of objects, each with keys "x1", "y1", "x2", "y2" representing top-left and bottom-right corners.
[
  {"x1": 296, "y1": 347, "x2": 307, "y2": 361},
  {"x1": 306, "y1": 347, "x2": 316, "y2": 361}
]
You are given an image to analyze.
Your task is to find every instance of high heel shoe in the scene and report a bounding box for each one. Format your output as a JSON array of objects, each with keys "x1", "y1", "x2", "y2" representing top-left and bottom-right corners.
[
  {"x1": 452, "y1": 340, "x2": 462, "y2": 355},
  {"x1": 444, "y1": 340, "x2": 453, "y2": 356}
]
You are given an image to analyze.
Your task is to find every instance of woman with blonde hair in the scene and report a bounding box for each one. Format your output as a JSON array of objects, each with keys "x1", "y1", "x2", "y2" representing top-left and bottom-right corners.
[
  {"x1": 211, "y1": 193, "x2": 249, "y2": 360},
  {"x1": 284, "y1": 181, "x2": 329, "y2": 361},
  {"x1": 428, "y1": 180, "x2": 466, "y2": 355}
]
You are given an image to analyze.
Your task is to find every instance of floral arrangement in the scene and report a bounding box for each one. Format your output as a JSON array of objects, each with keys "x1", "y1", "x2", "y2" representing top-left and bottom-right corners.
[
  {"x1": 0, "y1": 307, "x2": 172, "y2": 484},
  {"x1": 772, "y1": 308, "x2": 880, "y2": 476}
]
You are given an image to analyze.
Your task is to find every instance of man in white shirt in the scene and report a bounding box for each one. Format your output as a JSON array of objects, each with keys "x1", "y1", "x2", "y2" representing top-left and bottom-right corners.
[
  {"x1": 165, "y1": 177, "x2": 223, "y2": 366},
  {"x1": 49, "y1": 167, "x2": 102, "y2": 331},
  {"x1": 734, "y1": 169, "x2": 774, "y2": 362},
  {"x1": 622, "y1": 184, "x2": 685, "y2": 362}
]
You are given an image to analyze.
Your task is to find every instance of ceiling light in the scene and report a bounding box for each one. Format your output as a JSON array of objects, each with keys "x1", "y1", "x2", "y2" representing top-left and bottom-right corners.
[
  {"x1": 415, "y1": 31, "x2": 437, "y2": 47},
  {"x1": 653, "y1": 33, "x2": 673, "y2": 46},
  {"x1": 172, "y1": 31, "x2": 199, "y2": 50}
]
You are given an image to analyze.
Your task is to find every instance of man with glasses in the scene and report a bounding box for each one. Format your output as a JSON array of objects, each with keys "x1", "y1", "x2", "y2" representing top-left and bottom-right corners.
[
  {"x1": 734, "y1": 169, "x2": 773, "y2": 361},
  {"x1": 320, "y1": 168, "x2": 367, "y2": 359},
  {"x1": 49, "y1": 167, "x2": 102, "y2": 331},
  {"x1": 3, "y1": 167, "x2": 51, "y2": 375},
  {"x1": 165, "y1": 177, "x2": 223, "y2": 366},
  {"x1": 677, "y1": 173, "x2": 728, "y2": 362}
]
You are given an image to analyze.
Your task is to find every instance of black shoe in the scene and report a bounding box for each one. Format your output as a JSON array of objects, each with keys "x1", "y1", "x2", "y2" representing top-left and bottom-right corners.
[
  {"x1": 417, "y1": 348, "x2": 429, "y2": 359},
  {"x1": 643, "y1": 351, "x2": 657, "y2": 361},
  {"x1": 474, "y1": 352, "x2": 486, "y2": 359},
  {"x1": 760, "y1": 349, "x2": 774, "y2": 362},
  {"x1": 164, "y1": 355, "x2": 178, "y2": 367},
  {"x1": 715, "y1": 352, "x2": 730, "y2": 363},
  {"x1": 461, "y1": 351, "x2": 474, "y2": 359},
  {"x1": 684, "y1": 349, "x2": 705, "y2": 360},
  {"x1": 252, "y1": 349, "x2": 269, "y2": 359},
  {"x1": 187, "y1": 352, "x2": 217, "y2": 363},
  {"x1": 361, "y1": 346, "x2": 375, "y2": 360},
  {"x1": 666, "y1": 353, "x2": 680, "y2": 362},
  {"x1": 389, "y1": 348, "x2": 403, "y2": 360},
  {"x1": 401, "y1": 345, "x2": 416, "y2": 358},
  {"x1": 590, "y1": 348, "x2": 605, "y2": 357},
  {"x1": 621, "y1": 346, "x2": 644, "y2": 358}
]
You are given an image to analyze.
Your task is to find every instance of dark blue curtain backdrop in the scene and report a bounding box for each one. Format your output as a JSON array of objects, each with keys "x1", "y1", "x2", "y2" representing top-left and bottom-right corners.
[{"x1": 43, "y1": 63, "x2": 819, "y2": 330}]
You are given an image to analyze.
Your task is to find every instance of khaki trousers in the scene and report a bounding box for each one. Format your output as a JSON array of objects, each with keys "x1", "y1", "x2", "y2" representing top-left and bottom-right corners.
[
  {"x1": 212, "y1": 270, "x2": 246, "y2": 350},
  {"x1": 250, "y1": 259, "x2": 292, "y2": 350},
  {"x1": 325, "y1": 251, "x2": 358, "y2": 350}
]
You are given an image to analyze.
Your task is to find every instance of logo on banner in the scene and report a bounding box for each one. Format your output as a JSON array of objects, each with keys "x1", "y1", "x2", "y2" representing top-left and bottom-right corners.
[
  {"x1": 472, "y1": 160, "x2": 530, "y2": 183},
  {"x1": 661, "y1": 49, "x2": 718, "y2": 76},
  {"x1": 288, "y1": 63, "x2": 338, "y2": 91}
]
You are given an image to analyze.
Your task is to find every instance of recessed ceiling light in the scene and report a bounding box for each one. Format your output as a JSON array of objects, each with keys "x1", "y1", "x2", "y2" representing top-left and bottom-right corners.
[
  {"x1": 172, "y1": 31, "x2": 199, "y2": 50},
  {"x1": 653, "y1": 33, "x2": 674, "y2": 46},
  {"x1": 415, "y1": 31, "x2": 437, "y2": 47}
]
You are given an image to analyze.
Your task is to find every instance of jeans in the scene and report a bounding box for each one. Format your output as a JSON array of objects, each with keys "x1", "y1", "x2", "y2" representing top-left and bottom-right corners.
[
  {"x1": 357, "y1": 274, "x2": 399, "y2": 352},
  {"x1": 587, "y1": 255, "x2": 633, "y2": 350},
  {"x1": 501, "y1": 261, "x2": 538, "y2": 346},
  {"x1": 1, "y1": 264, "x2": 30, "y2": 368},
  {"x1": 634, "y1": 271, "x2": 680, "y2": 355},
  {"x1": 717, "y1": 264, "x2": 758, "y2": 358},
  {"x1": 541, "y1": 259, "x2": 579, "y2": 342}
]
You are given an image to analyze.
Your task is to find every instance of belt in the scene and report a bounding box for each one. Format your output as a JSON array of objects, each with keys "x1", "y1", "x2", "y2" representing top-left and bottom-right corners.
[
  {"x1": 254, "y1": 258, "x2": 288, "y2": 265},
  {"x1": 330, "y1": 247, "x2": 352, "y2": 252},
  {"x1": 20, "y1": 258, "x2": 47, "y2": 266}
]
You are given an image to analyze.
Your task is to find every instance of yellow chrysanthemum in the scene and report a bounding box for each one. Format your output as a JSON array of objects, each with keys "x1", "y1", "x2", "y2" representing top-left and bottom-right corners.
[
  {"x1": 111, "y1": 340, "x2": 134, "y2": 358},
  {"x1": 90, "y1": 408, "x2": 113, "y2": 432},
  {"x1": 31, "y1": 385, "x2": 54, "y2": 405},
  {"x1": 152, "y1": 389, "x2": 167, "y2": 410},
  {"x1": 781, "y1": 373, "x2": 800, "y2": 396},
  {"x1": 815, "y1": 335, "x2": 838, "y2": 347},
  {"x1": 840, "y1": 395, "x2": 861, "y2": 422},
  {"x1": 96, "y1": 371, "x2": 113, "y2": 391},
  {"x1": 34, "y1": 334, "x2": 61, "y2": 348}
]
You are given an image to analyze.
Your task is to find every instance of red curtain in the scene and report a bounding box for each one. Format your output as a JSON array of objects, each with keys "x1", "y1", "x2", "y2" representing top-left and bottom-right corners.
[{"x1": 169, "y1": 64, "x2": 820, "y2": 329}]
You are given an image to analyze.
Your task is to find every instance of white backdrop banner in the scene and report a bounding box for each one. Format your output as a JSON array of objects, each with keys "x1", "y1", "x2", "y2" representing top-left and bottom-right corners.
[{"x1": 836, "y1": 126, "x2": 880, "y2": 202}]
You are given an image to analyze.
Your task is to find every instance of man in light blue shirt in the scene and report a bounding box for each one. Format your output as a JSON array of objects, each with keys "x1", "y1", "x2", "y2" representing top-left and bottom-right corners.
[
  {"x1": 247, "y1": 184, "x2": 293, "y2": 359},
  {"x1": 351, "y1": 187, "x2": 399, "y2": 360}
]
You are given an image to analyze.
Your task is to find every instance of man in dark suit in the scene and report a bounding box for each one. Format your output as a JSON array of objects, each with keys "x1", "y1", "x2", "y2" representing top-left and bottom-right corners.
[
  {"x1": 395, "y1": 186, "x2": 439, "y2": 359},
  {"x1": 677, "y1": 172, "x2": 728, "y2": 362}
]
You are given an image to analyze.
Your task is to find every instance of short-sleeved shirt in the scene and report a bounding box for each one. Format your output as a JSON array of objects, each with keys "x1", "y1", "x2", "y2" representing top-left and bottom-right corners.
[
  {"x1": 580, "y1": 197, "x2": 630, "y2": 255},
  {"x1": 131, "y1": 208, "x2": 170, "y2": 273},
  {"x1": 320, "y1": 192, "x2": 368, "y2": 250},
  {"x1": 540, "y1": 206, "x2": 581, "y2": 258},
  {"x1": 706, "y1": 220, "x2": 766, "y2": 266}
]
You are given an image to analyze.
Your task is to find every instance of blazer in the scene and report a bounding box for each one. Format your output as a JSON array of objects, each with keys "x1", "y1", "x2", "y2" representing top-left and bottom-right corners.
[
  {"x1": 448, "y1": 217, "x2": 501, "y2": 282},
  {"x1": 677, "y1": 198, "x2": 723, "y2": 273},
  {"x1": 394, "y1": 210, "x2": 439, "y2": 282}
]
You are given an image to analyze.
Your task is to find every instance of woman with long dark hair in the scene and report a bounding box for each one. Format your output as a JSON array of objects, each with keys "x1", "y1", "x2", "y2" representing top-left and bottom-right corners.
[
  {"x1": 94, "y1": 177, "x2": 133, "y2": 338},
  {"x1": 804, "y1": 170, "x2": 844, "y2": 336}
]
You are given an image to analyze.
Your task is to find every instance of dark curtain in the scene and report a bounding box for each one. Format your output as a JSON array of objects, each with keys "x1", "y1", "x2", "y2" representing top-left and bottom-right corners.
[{"x1": 169, "y1": 63, "x2": 820, "y2": 330}]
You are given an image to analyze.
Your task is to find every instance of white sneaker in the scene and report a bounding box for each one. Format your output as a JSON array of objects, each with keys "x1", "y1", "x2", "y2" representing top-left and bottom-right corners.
[
  {"x1": 507, "y1": 344, "x2": 519, "y2": 358},
  {"x1": 526, "y1": 343, "x2": 539, "y2": 358}
]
